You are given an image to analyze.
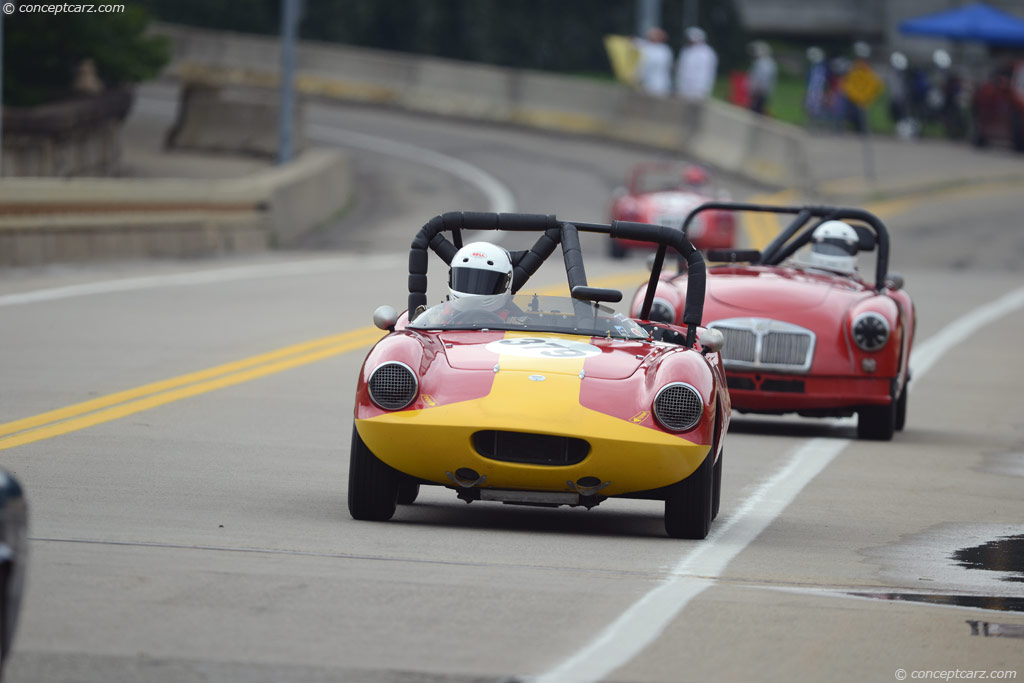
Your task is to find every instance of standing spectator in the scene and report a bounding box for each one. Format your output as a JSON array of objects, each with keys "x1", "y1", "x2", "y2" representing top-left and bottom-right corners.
[
  {"x1": 804, "y1": 46, "x2": 828, "y2": 129},
  {"x1": 886, "y1": 51, "x2": 917, "y2": 139},
  {"x1": 675, "y1": 27, "x2": 717, "y2": 102},
  {"x1": 747, "y1": 41, "x2": 778, "y2": 115},
  {"x1": 633, "y1": 27, "x2": 674, "y2": 98}
]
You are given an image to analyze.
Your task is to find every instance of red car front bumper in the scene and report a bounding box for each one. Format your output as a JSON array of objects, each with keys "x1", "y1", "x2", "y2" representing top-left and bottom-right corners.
[{"x1": 725, "y1": 372, "x2": 892, "y2": 413}]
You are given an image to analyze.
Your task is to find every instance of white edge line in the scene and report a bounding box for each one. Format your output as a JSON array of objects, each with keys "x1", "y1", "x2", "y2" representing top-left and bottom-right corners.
[{"x1": 531, "y1": 284, "x2": 1024, "y2": 683}]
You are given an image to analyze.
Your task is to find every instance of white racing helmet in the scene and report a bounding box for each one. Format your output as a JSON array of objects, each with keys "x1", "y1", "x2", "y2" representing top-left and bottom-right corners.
[
  {"x1": 448, "y1": 241, "x2": 513, "y2": 311},
  {"x1": 809, "y1": 220, "x2": 859, "y2": 273}
]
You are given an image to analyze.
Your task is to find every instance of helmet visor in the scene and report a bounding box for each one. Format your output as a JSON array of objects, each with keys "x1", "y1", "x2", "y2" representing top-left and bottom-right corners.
[
  {"x1": 450, "y1": 267, "x2": 510, "y2": 295},
  {"x1": 813, "y1": 238, "x2": 857, "y2": 257}
]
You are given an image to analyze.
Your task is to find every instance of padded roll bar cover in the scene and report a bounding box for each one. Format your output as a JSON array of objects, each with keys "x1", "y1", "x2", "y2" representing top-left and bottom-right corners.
[
  {"x1": 511, "y1": 227, "x2": 561, "y2": 293},
  {"x1": 611, "y1": 220, "x2": 705, "y2": 328},
  {"x1": 560, "y1": 223, "x2": 588, "y2": 291},
  {"x1": 409, "y1": 212, "x2": 560, "y2": 313},
  {"x1": 610, "y1": 221, "x2": 696, "y2": 256}
]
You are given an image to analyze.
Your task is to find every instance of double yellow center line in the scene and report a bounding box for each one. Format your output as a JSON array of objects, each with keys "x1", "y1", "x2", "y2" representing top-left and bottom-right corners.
[
  {"x1": 0, "y1": 272, "x2": 649, "y2": 452},
  {"x1": 0, "y1": 327, "x2": 384, "y2": 451}
]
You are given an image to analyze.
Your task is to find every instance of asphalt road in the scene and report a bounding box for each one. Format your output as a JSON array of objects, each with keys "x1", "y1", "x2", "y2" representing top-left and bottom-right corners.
[{"x1": 0, "y1": 92, "x2": 1022, "y2": 683}]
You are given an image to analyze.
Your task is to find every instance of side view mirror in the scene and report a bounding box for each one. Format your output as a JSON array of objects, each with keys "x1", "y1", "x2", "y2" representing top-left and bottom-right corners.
[
  {"x1": 571, "y1": 286, "x2": 622, "y2": 303},
  {"x1": 885, "y1": 272, "x2": 905, "y2": 291},
  {"x1": 698, "y1": 327, "x2": 725, "y2": 354},
  {"x1": 373, "y1": 305, "x2": 398, "y2": 331}
]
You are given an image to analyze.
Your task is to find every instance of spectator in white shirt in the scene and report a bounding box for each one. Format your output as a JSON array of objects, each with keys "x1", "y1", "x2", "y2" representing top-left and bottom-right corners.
[
  {"x1": 676, "y1": 27, "x2": 718, "y2": 102},
  {"x1": 748, "y1": 41, "x2": 778, "y2": 115},
  {"x1": 633, "y1": 27, "x2": 673, "y2": 98}
]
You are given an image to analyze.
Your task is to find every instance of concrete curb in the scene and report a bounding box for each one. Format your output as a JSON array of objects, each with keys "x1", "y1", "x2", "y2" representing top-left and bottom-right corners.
[{"x1": 0, "y1": 148, "x2": 351, "y2": 267}]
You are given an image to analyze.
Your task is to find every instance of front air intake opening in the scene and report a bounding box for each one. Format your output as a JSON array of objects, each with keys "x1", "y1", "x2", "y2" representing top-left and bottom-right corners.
[{"x1": 473, "y1": 430, "x2": 590, "y2": 466}]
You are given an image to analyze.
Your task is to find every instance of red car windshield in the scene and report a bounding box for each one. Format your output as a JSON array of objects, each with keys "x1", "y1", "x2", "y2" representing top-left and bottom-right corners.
[{"x1": 409, "y1": 294, "x2": 650, "y2": 339}]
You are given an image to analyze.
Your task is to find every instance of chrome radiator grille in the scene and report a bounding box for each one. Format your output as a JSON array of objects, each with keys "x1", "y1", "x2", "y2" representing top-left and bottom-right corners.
[
  {"x1": 716, "y1": 327, "x2": 756, "y2": 362},
  {"x1": 709, "y1": 318, "x2": 816, "y2": 373},
  {"x1": 761, "y1": 332, "x2": 812, "y2": 366}
]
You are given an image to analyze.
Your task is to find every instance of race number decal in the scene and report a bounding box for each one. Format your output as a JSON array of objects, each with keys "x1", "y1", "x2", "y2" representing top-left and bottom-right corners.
[{"x1": 486, "y1": 337, "x2": 600, "y2": 359}]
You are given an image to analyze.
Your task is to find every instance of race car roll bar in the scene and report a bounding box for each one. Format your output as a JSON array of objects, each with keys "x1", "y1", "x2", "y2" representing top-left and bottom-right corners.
[
  {"x1": 681, "y1": 202, "x2": 891, "y2": 291},
  {"x1": 409, "y1": 212, "x2": 707, "y2": 347}
]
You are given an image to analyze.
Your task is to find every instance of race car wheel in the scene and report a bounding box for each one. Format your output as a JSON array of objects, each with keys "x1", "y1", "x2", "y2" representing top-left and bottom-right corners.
[
  {"x1": 347, "y1": 424, "x2": 400, "y2": 521},
  {"x1": 397, "y1": 479, "x2": 421, "y2": 505},
  {"x1": 894, "y1": 385, "x2": 908, "y2": 432},
  {"x1": 712, "y1": 450, "x2": 723, "y2": 520},
  {"x1": 857, "y1": 401, "x2": 896, "y2": 441},
  {"x1": 664, "y1": 451, "x2": 714, "y2": 539}
]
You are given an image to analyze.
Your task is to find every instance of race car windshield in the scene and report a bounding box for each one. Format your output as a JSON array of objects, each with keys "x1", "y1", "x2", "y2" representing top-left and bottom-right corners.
[
  {"x1": 450, "y1": 267, "x2": 510, "y2": 295},
  {"x1": 409, "y1": 294, "x2": 650, "y2": 340}
]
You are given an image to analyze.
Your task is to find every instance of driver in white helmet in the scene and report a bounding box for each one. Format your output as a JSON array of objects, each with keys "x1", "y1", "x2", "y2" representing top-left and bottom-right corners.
[
  {"x1": 413, "y1": 241, "x2": 525, "y2": 326},
  {"x1": 807, "y1": 220, "x2": 860, "y2": 274},
  {"x1": 448, "y1": 241, "x2": 514, "y2": 312}
]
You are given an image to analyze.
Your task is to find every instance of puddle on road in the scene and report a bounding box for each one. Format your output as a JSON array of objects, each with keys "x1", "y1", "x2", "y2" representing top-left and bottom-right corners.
[
  {"x1": 848, "y1": 591, "x2": 1024, "y2": 613},
  {"x1": 953, "y1": 535, "x2": 1024, "y2": 583},
  {"x1": 966, "y1": 620, "x2": 1024, "y2": 638}
]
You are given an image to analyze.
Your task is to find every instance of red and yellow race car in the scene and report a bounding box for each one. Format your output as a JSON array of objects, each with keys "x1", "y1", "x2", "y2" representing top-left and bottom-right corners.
[
  {"x1": 608, "y1": 162, "x2": 736, "y2": 258},
  {"x1": 349, "y1": 212, "x2": 730, "y2": 538},
  {"x1": 630, "y1": 202, "x2": 915, "y2": 441}
]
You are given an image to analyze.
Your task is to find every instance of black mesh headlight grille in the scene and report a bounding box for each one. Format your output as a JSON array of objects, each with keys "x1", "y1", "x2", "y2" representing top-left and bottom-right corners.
[
  {"x1": 368, "y1": 361, "x2": 418, "y2": 410},
  {"x1": 852, "y1": 312, "x2": 890, "y2": 352},
  {"x1": 653, "y1": 382, "x2": 704, "y2": 432}
]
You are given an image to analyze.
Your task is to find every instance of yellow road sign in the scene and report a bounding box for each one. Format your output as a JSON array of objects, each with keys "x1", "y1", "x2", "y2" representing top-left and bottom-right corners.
[{"x1": 842, "y1": 62, "x2": 883, "y2": 107}]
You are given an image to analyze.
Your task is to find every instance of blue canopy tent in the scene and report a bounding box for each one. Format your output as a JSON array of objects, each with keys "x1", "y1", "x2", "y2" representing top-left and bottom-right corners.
[{"x1": 900, "y1": 2, "x2": 1024, "y2": 46}]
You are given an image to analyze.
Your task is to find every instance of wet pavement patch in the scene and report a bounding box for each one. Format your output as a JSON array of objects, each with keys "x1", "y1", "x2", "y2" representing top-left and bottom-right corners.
[
  {"x1": 849, "y1": 591, "x2": 1024, "y2": 613},
  {"x1": 953, "y1": 535, "x2": 1024, "y2": 583},
  {"x1": 966, "y1": 620, "x2": 1024, "y2": 638}
]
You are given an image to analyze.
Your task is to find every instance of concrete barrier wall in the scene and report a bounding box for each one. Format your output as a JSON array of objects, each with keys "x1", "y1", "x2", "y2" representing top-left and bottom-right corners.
[
  {"x1": 155, "y1": 23, "x2": 811, "y2": 190},
  {"x1": 1, "y1": 88, "x2": 134, "y2": 178},
  {"x1": 0, "y1": 148, "x2": 350, "y2": 266}
]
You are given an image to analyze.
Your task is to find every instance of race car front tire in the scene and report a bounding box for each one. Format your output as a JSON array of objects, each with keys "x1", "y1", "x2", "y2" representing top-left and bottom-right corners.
[
  {"x1": 664, "y1": 450, "x2": 714, "y2": 539},
  {"x1": 397, "y1": 480, "x2": 421, "y2": 505},
  {"x1": 894, "y1": 385, "x2": 908, "y2": 432},
  {"x1": 348, "y1": 423, "x2": 400, "y2": 521},
  {"x1": 857, "y1": 401, "x2": 896, "y2": 441},
  {"x1": 712, "y1": 450, "x2": 723, "y2": 521}
]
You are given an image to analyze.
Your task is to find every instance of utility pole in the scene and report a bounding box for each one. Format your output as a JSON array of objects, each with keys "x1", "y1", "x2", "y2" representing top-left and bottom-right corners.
[
  {"x1": 277, "y1": 0, "x2": 300, "y2": 165},
  {"x1": 683, "y1": 0, "x2": 700, "y2": 29},
  {"x1": 635, "y1": 0, "x2": 661, "y2": 36},
  {"x1": 1, "y1": 8, "x2": 6, "y2": 177}
]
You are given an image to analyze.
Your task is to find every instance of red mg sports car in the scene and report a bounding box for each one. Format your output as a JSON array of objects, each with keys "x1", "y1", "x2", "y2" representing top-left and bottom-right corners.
[
  {"x1": 609, "y1": 162, "x2": 736, "y2": 258},
  {"x1": 349, "y1": 211, "x2": 731, "y2": 538},
  {"x1": 630, "y1": 202, "x2": 915, "y2": 441}
]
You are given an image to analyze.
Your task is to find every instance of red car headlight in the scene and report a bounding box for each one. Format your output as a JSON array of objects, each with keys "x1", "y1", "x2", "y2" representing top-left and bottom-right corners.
[{"x1": 851, "y1": 312, "x2": 890, "y2": 352}]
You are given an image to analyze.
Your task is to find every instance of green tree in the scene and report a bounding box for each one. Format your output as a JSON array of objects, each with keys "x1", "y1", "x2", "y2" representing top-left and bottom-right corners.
[{"x1": 3, "y1": 2, "x2": 170, "y2": 106}]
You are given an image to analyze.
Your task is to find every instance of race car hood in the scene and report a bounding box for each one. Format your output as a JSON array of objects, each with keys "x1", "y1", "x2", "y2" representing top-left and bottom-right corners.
[
  {"x1": 439, "y1": 332, "x2": 657, "y2": 380},
  {"x1": 708, "y1": 267, "x2": 868, "y2": 313}
]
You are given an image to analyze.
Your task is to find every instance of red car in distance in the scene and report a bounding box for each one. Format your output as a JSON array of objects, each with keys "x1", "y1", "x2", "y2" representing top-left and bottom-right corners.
[
  {"x1": 971, "y1": 60, "x2": 1024, "y2": 151},
  {"x1": 630, "y1": 202, "x2": 916, "y2": 441},
  {"x1": 609, "y1": 162, "x2": 736, "y2": 258}
]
